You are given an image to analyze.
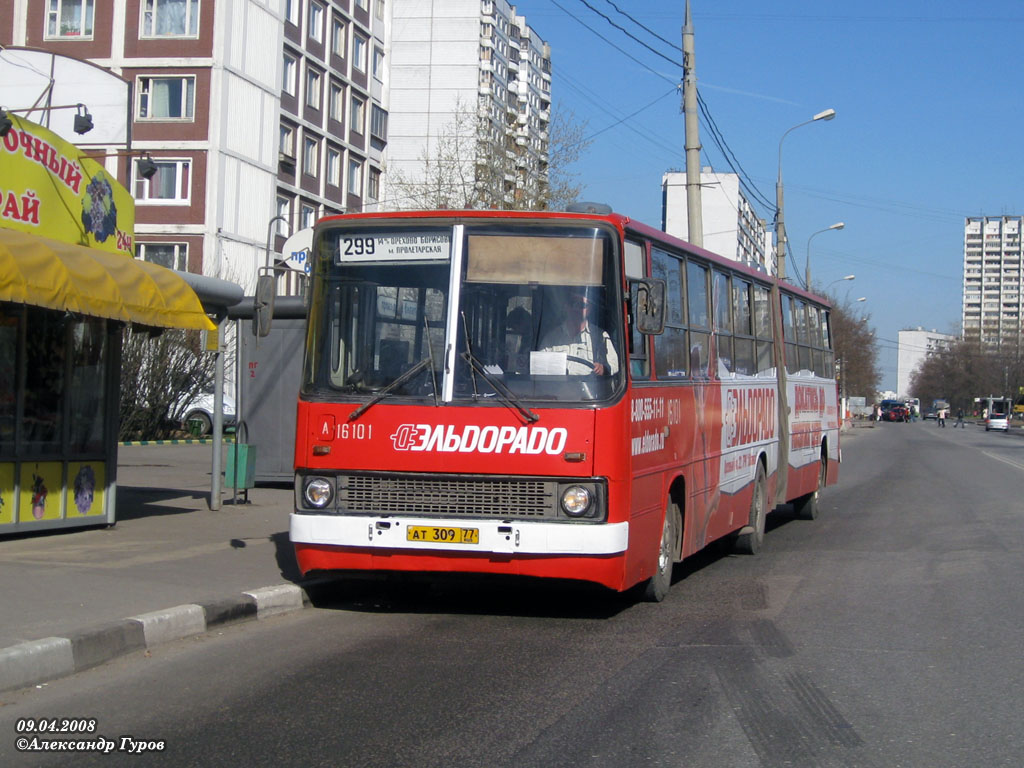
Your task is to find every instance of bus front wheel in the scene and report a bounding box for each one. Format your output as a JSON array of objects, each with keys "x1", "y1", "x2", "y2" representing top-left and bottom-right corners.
[
  {"x1": 734, "y1": 463, "x2": 767, "y2": 555},
  {"x1": 642, "y1": 502, "x2": 680, "y2": 602}
]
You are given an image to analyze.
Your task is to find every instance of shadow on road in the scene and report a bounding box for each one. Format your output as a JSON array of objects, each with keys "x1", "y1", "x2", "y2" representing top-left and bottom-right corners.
[{"x1": 115, "y1": 486, "x2": 210, "y2": 520}]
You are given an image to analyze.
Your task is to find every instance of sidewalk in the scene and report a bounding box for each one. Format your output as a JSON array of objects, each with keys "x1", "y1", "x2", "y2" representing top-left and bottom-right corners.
[{"x1": 0, "y1": 443, "x2": 312, "y2": 693}]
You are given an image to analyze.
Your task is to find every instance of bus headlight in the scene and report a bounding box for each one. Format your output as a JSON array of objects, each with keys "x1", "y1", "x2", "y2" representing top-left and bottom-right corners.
[
  {"x1": 561, "y1": 485, "x2": 592, "y2": 517},
  {"x1": 304, "y1": 477, "x2": 334, "y2": 509}
]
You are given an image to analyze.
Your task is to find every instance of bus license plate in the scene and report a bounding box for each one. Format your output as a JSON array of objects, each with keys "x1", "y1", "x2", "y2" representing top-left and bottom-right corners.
[{"x1": 406, "y1": 526, "x2": 479, "y2": 545}]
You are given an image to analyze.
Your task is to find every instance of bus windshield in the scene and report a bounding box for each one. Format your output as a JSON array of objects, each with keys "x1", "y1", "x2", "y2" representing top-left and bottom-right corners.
[{"x1": 303, "y1": 221, "x2": 625, "y2": 404}]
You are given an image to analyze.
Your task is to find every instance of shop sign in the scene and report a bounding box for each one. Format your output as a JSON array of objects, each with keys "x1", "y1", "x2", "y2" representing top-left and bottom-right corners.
[{"x1": 0, "y1": 115, "x2": 135, "y2": 256}]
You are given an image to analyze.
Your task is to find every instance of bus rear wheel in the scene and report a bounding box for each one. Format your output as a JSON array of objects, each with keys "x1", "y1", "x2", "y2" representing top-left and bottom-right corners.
[
  {"x1": 793, "y1": 452, "x2": 826, "y2": 521},
  {"x1": 734, "y1": 463, "x2": 767, "y2": 555},
  {"x1": 642, "y1": 502, "x2": 680, "y2": 602}
]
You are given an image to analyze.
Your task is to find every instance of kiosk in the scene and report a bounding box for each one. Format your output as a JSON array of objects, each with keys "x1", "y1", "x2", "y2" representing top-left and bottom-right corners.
[{"x1": 0, "y1": 114, "x2": 214, "y2": 533}]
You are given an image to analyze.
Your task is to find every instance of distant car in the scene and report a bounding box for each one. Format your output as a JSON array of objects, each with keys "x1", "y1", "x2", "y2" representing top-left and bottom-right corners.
[
  {"x1": 882, "y1": 404, "x2": 909, "y2": 422},
  {"x1": 922, "y1": 409, "x2": 937, "y2": 420},
  {"x1": 180, "y1": 391, "x2": 237, "y2": 436},
  {"x1": 986, "y1": 412, "x2": 1009, "y2": 432}
]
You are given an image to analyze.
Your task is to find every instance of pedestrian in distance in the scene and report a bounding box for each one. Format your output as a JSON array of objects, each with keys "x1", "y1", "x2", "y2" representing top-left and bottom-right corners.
[
  {"x1": 937, "y1": 407, "x2": 946, "y2": 427},
  {"x1": 955, "y1": 408, "x2": 965, "y2": 428}
]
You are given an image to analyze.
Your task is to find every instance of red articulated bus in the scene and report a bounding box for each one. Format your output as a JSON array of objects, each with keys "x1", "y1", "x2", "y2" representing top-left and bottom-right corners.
[{"x1": 290, "y1": 208, "x2": 839, "y2": 601}]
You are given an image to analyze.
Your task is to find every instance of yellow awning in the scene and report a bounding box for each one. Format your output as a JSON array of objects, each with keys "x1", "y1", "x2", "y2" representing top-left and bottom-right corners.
[{"x1": 0, "y1": 228, "x2": 215, "y2": 331}]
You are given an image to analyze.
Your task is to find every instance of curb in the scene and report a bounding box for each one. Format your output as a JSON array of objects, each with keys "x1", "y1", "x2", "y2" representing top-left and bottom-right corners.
[
  {"x1": 0, "y1": 583, "x2": 313, "y2": 694},
  {"x1": 118, "y1": 438, "x2": 229, "y2": 446}
]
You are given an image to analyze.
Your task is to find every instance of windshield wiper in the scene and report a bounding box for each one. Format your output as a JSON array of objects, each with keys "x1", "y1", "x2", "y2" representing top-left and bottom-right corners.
[
  {"x1": 422, "y1": 313, "x2": 439, "y2": 407},
  {"x1": 347, "y1": 357, "x2": 432, "y2": 422},
  {"x1": 461, "y1": 351, "x2": 539, "y2": 424}
]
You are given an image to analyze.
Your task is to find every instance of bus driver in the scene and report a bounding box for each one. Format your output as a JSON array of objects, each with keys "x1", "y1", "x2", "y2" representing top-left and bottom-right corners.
[{"x1": 539, "y1": 288, "x2": 619, "y2": 376}]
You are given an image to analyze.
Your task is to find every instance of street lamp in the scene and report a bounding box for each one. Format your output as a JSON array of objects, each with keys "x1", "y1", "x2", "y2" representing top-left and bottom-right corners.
[
  {"x1": 824, "y1": 274, "x2": 855, "y2": 292},
  {"x1": 775, "y1": 108, "x2": 836, "y2": 279},
  {"x1": 806, "y1": 222, "x2": 845, "y2": 288}
]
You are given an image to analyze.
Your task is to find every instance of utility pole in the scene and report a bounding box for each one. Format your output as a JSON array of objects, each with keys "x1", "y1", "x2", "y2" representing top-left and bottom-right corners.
[{"x1": 682, "y1": 0, "x2": 703, "y2": 247}]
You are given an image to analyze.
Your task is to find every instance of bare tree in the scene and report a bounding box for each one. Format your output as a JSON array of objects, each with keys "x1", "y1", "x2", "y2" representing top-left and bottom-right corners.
[
  {"x1": 385, "y1": 99, "x2": 590, "y2": 212},
  {"x1": 544, "y1": 106, "x2": 591, "y2": 211},
  {"x1": 118, "y1": 327, "x2": 217, "y2": 440},
  {"x1": 910, "y1": 338, "x2": 1023, "y2": 411},
  {"x1": 825, "y1": 292, "x2": 880, "y2": 401}
]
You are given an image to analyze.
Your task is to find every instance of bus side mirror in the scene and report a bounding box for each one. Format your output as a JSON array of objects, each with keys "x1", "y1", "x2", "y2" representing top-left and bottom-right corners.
[
  {"x1": 253, "y1": 273, "x2": 276, "y2": 338},
  {"x1": 630, "y1": 278, "x2": 665, "y2": 335}
]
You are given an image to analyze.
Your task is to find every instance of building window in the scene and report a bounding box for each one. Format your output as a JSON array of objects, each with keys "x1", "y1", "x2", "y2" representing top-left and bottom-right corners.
[
  {"x1": 284, "y1": 0, "x2": 299, "y2": 26},
  {"x1": 331, "y1": 17, "x2": 346, "y2": 57},
  {"x1": 353, "y1": 35, "x2": 367, "y2": 71},
  {"x1": 283, "y1": 53, "x2": 297, "y2": 95},
  {"x1": 306, "y1": 68, "x2": 322, "y2": 109},
  {"x1": 137, "y1": 76, "x2": 195, "y2": 120},
  {"x1": 355, "y1": 0, "x2": 367, "y2": 10},
  {"x1": 300, "y1": 203, "x2": 317, "y2": 230},
  {"x1": 134, "y1": 159, "x2": 191, "y2": 204},
  {"x1": 368, "y1": 167, "x2": 380, "y2": 201},
  {"x1": 280, "y1": 123, "x2": 295, "y2": 157},
  {"x1": 348, "y1": 157, "x2": 363, "y2": 196},
  {"x1": 46, "y1": 0, "x2": 94, "y2": 39},
  {"x1": 137, "y1": 242, "x2": 187, "y2": 271},
  {"x1": 326, "y1": 147, "x2": 342, "y2": 187},
  {"x1": 308, "y1": 2, "x2": 323, "y2": 41},
  {"x1": 141, "y1": 0, "x2": 200, "y2": 38},
  {"x1": 375, "y1": 0, "x2": 385, "y2": 21},
  {"x1": 329, "y1": 82, "x2": 345, "y2": 122},
  {"x1": 350, "y1": 95, "x2": 365, "y2": 133},
  {"x1": 276, "y1": 196, "x2": 291, "y2": 235},
  {"x1": 370, "y1": 105, "x2": 388, "y2": 142},
  {"x1": 372, "y1": 48, "x2": 385, "y2": 80},
  {"x1": 303, "y1": 136, "x2": 319, "y2": 175}
]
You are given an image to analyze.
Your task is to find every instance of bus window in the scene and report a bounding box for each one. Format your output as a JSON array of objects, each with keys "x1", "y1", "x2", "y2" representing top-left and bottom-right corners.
[
  {"x1": 652, "y1": 248, "x2": 688, "y2": 379},
  {"x1": 626, "y1": 239, "x2": 650, "y2": 379},
  {"x1": 753, "y1": 284, "x2": 774, "y2": 374},
  {"x1": 713, "y1": 271, "x2": 733, "y2": 376},
  {"x1": 782, "y1": 296, "x2": 798, "y2": 373},
  {"x1": 732, "y1": 279, "x2": 755, "y2": 376},
  {"x1": 686, "y1": 261, "x2": 710, "y2": 379}
]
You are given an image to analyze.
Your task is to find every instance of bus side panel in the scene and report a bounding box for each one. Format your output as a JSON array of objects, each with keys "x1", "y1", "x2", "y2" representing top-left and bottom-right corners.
[
  {"x1": 624, "y1": 381, "x2": 781, "y2": 564},
  {"x1": 625, "y1": 386, "x2": 711, "y2": 580},
  {"x1": 785, "y1": 378, "x2": 840, "y2": 502}
]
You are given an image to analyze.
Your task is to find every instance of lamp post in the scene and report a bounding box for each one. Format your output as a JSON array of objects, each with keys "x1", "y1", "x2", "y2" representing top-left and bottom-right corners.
[
  {"x1": 824, "y1": 274, "x2": 855, "y2": 295},
  {"x1": 806, "y1": 222, "x2": 845, "y2": 288},
  {"x1": 775, "y1": 108, "x2": 836, "y2": 279}
]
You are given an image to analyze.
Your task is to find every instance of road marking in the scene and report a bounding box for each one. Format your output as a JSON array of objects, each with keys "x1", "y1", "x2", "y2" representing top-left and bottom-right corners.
[{"x1": 981, "y1": 450, "x2": 1024, "y2": 472}]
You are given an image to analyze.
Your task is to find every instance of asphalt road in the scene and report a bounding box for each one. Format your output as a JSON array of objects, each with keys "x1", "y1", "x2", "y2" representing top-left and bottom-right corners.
[{"x1": 2, "y1": 421, "x2": 1024, "y2": 768}]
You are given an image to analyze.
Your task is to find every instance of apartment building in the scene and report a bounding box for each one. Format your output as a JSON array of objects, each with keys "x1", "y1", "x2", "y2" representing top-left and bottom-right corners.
[
  {"x1": 661, "y1": 169, "x2": 773, "y2": 274},
  {"x1": 963, "y1": 216, "x2": 1024, "y2": 350},
  {"x1": 385, "y1": 0, "x2": 551, "y2": 209},
  {"x1": 896, "y1": 327, "x2": 955, "y2": 399},
  {"x1": 2, "y1": 0, "x2": 386, "y2": 290}
]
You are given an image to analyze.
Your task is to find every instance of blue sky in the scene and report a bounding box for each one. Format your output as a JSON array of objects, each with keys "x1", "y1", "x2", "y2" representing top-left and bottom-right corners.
[{"x1": 516, "y1": 0, "x2": 1024, "y2": 392}]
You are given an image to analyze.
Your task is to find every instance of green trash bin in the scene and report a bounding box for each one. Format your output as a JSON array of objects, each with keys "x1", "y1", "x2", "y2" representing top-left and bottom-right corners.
[{"x1": 225, "y1": 443, "x2": 257, "y2": 490}]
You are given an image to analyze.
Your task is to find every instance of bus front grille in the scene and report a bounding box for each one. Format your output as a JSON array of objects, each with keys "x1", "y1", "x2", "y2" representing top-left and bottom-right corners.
[{"x1": 337, "y1": 475, "x2": 558, "y2": 519}]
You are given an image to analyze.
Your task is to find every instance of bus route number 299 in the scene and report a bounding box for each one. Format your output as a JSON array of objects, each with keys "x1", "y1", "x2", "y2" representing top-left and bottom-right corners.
[{"x1": 342, "y1": 237, "x2": 375, "y2": 257}]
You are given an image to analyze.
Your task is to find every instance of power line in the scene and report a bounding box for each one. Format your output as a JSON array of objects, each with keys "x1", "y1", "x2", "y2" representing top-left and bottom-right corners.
[
  {"x1": 567, "y1": 86, "x2": 681, "y2": 149},
  {"x1": 549, "y1": 0, "x2": 679, "y2": 87},
  {"x1": 696, "y1": 92, "x2": 775, "y2": 213},
  {"x1": 600, "y1": 0, "x2": 683, "y2": 54},
  {"x1": 572, "y1": 0, "x2": 681, "y2": 69},
  {"x1": 558, "y1": 0, "x2": 776, "y2": 225}
]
